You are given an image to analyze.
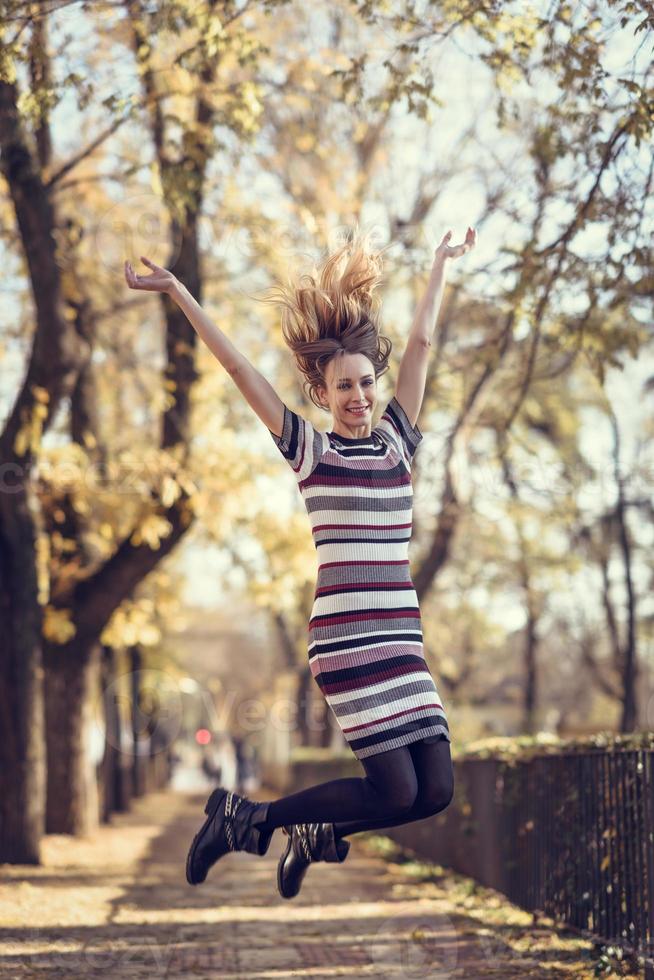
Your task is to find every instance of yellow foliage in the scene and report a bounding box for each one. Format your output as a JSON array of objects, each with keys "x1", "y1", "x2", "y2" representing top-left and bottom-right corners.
[
  {"x1": 51, "y1": 531, "x2": 78, "y2": 554},
  {"x1": 299, "y1": 207, "x2": 317, "y2": 232},
  {"x1": 0, "y1": 46, "x2": 17, "y2": 85},
  {"x1": 13, "y1": 424, "x2": 29, "y2": 458},
  {"x1": 101, "y1": 597, "x2": 162, "y2": 648},
  {"x1": 160, "y1": 475, "x2": 181, "y2": 508},
  {"x1": 43, "y1": 606, "x2": 76, "y2": 644},
  {"x1": 13, "y1": 399, "x2": 49, "y2": 457},
  {"x1": 352, "y1": 120, "x2": 367, "y2": 143},
  {"x1": 82, "y1": 530, "x2": 114, "y2": 560},
  {"x1": 295, "y1": 133, "x2": 315, "y2": 152},
  {"x1": 230, "y1": 81, "x2": 263, "y2": 134},
  {"x1": 150, "y1": 161, "x2": 163, "y2": 198},
  {"x1": 281, "y1": 92, "x2": 311, "y2": 112},
  {"x1": 130, "y1": 514, "x2": 173, "y2": 549},
  {"x1": 35, "y1": 533, "x2": 51, "y2": 606},
  {"x1": 31, "y1": 385, "x2": 50, "y2": 404}
]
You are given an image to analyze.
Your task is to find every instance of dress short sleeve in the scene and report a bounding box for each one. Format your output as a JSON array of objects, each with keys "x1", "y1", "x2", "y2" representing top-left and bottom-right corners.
[
  {"x1": 375, "y1": 394, "x2": 423, "y2": 468},
  {"x1": 268, "y1": 403, "x2": 329, "y2": 481}
]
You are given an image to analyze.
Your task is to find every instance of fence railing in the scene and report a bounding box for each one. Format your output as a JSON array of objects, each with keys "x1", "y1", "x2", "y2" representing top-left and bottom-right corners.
[{"x1": 380, "y1": 734, "x2": 654, "y2": 976}]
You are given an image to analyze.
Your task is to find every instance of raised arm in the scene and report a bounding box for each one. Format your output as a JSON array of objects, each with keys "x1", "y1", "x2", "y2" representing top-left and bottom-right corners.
[
  {"x1": 124, "y1": 256, "x2": 285, "y2": 438},
  {"x1": 395, "y1": 227, "x2": 476, "y2": 428}
]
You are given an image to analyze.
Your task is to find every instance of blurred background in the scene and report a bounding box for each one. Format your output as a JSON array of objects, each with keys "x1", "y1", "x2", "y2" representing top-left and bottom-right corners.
[{"x1": 0, "y1": 0, "x2": 652, "y2": 864}]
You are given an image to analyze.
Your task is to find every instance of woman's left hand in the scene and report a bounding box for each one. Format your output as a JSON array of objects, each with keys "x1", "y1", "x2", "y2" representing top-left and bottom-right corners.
[{"x1": 434, "y1": 227, "x2": 476, "y2": 263}]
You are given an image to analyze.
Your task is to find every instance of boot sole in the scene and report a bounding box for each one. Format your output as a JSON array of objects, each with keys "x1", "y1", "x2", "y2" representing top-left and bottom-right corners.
[
  {"x1": 185, "y1": 787, "x2": 228, "y2": 886},
  {"x1": 277, "y1": 825, "x2": 297, "y2": 900}
]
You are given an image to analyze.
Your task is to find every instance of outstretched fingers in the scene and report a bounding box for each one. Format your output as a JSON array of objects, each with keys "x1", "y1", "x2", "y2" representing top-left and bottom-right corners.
[
  {"x1": 124, "y1": 259, "x2": 139, "y2": 288},
  {"x1": 434, "y1": 227, "x2": 477, "y2": 262},
  {"x1": 124, "y1": 256, "x2": 158, "y2": 289}
]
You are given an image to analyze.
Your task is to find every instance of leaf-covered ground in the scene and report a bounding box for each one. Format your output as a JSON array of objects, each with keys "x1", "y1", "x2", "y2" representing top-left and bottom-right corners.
[
  {"x1": 357, "y1": 833, "x2": 644, "y2": 979},
  {"x1": 0, "y1": 789, "x2": 642, "y2": 978}
]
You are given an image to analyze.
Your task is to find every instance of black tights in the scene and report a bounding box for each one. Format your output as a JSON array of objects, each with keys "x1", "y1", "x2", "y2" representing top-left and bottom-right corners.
[{"x1": 255, "y1": 736, "x2": 453, "y2": 840}]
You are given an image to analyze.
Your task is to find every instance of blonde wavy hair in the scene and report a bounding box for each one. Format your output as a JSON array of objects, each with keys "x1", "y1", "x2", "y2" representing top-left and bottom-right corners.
[{"x1": 258, "y1": 229, "x2": 394, "y2": 411}]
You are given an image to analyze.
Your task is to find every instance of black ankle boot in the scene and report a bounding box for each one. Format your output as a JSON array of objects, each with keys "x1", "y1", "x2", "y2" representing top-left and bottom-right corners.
[
  {"x1": 186, "y1": 787, "x2": 273, "y2": 885},
  {"x1": 277, "y1": 822, "x2": 350, "y2": 900}
]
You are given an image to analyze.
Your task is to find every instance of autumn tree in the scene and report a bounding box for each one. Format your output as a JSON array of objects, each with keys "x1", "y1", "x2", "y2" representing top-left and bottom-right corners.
[
  {"x1": 0, "y1": 8, "x2": 93, "y2": 861},
  {"x1": 0, "y1": 0, "x2": 289, "y2": 852}
]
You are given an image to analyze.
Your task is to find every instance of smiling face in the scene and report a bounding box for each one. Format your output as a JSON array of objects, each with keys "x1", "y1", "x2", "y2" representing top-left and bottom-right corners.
[{"x1": 317, "y1": 351, "x2": 378, "y2": 437}]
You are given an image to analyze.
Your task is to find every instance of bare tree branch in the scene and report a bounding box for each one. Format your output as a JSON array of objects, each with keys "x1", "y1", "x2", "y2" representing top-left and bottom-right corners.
[{"x1": 44, "y1": 114, "x2": 131, "y2": 190}]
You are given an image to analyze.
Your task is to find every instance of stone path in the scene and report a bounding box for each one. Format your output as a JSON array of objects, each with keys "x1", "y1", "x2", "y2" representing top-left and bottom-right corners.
[{"x1": 0, "y1": 789, "x2": 638, "y2": 978}]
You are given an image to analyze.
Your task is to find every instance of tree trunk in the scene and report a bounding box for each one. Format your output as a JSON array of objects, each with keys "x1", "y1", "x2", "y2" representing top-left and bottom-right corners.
[
  {"x1": 0, "y1": 45, "x2": 89, "y2": 863},
  {"x1": 498, "y1": 434, "x2": 543, "y2": 737},
  {"x1": 130, "y1": 646, "x2": 148, "y2": 798},
  {"x1": 0, "y1": 494, "x2": 46, "y2": 863},
  {"x1": 523, "y1": 603, "x2": 539, "y2": 734},
  {"x1": 296, "y1": 666, "x2": 313, "y2": 746},
  {"x1": 99, "y1": 645, "x2": 130, "y2": 822},
  {"x1": 609, "y1": 411, "x2": 639, "y2": 732},
  {"x1": 43, "y1": 643, "x2": 100, "y2": 835}
]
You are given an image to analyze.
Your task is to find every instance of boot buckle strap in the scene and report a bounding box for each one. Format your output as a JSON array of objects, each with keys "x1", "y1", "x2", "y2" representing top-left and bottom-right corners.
[
  {"x1": 225, "y1": 792, "x2": 242, "y2": 851},
  {"x1": 297, "y1": 823, "x2": 312, "y2": 862}
]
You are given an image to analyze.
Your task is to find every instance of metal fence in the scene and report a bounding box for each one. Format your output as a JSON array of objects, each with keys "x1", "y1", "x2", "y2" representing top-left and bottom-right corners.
[{"x1": 384, "y1": 745, "x2": 654, "y2": 975}]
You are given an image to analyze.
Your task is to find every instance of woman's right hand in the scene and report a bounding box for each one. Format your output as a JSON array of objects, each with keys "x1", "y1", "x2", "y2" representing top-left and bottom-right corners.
[{"x1": 124, "y1": 256, "x2": 178, "y2": 295}]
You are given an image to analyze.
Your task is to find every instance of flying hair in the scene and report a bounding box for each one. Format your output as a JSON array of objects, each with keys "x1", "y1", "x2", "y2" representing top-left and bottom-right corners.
[{"x1": 255, "y1": 227, "x2": 394, "y2": 411}]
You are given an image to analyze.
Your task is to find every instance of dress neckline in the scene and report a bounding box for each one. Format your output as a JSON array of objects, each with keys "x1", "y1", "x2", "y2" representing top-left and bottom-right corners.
[{"x1": 328, "y1": 430, "x2": 375, "y2": 444}]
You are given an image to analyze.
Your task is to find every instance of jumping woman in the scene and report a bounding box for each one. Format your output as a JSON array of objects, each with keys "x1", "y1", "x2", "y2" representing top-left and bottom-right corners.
[{"x1": 124, "y1": 225, "x2": 476, "y2": 899}]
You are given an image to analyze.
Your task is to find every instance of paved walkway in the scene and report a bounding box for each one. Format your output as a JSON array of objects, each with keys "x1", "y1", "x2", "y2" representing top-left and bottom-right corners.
[{"x1": 0, "y1": 789, "x2": 636, "y2": 978}]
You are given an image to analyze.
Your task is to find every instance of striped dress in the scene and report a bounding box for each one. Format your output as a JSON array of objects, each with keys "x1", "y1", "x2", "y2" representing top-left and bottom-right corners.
[{"x1": 268, "y1": 394, "x2": 451, "y2": 759}]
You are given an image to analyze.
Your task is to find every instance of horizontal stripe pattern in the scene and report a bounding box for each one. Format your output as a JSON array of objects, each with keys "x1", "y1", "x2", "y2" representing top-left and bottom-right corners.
[{"x1": 268, "y1": 395, "x2": 450, "y2": 758}]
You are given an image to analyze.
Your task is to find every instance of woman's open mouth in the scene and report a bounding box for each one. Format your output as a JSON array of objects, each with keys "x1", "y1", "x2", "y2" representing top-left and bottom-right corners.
[{"x1": 348, "y1": 407, "x2": 368, "y2": 416}]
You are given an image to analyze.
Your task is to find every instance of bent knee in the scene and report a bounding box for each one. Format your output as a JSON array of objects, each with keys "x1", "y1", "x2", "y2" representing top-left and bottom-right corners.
[
  {"x1": 388, "y1": 784, "x2": 419, "y2": 814},
  {"x1": 373, "y1": 783, "x2": 418, "y2": 815},
  {"x1": 418, "y1": 781, "x2": 454, "y2": 817}
]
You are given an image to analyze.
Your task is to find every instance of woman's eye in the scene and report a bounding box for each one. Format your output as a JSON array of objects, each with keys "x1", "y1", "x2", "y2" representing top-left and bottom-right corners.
[{"x1": 338, "y1": 380, "x2": 374, "y2": 390}]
